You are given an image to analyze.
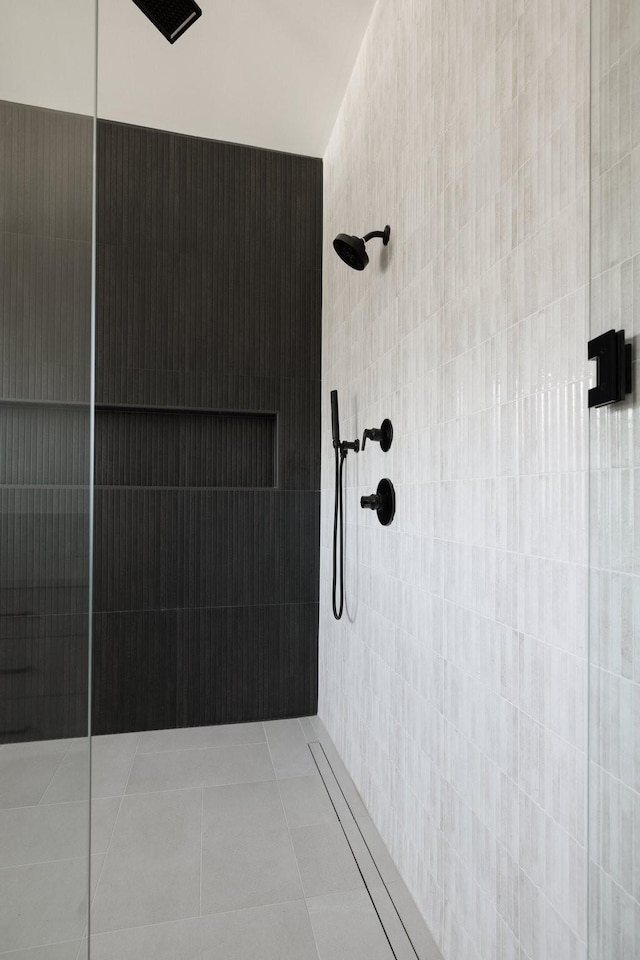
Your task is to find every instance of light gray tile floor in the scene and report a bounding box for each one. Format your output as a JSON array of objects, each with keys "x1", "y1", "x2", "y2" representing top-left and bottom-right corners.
[{"x1": 0, "y1": 718, "x2": 442, "y2": 960}]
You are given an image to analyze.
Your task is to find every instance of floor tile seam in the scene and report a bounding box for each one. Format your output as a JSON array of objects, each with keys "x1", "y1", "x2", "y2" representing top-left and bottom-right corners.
[
  {"x1": 310, "y1": 740, "x2": 421, "y2": 960},
  {"x1": 91, "y1": 735, "x2": 141, "y2": 908},
  {"x1": 0, "y1": 853, "x2": 90, "y2": 872},
  {"x1": 135, "y1": 739, "x2": 267, "y2": 756},
  {"x1": 0, "y1": 797, "x2": 92, "y2": 813},
  {"x1": 36, "y1": 738, "x2": 77, "y2": 806},
  {"x1": 90, "y1": 907, "x2": 200, "y2": 939},
  {"x1": 0, "y1": 936, "x2": 81, "y2": 957},
  {"x1": 262, "y1": 723, "x2": 321, "y2": 959},
  {"x1": 131, "y1": 740, "x2": 271, "y2": 760},
  {"x1": 125, "y1": 776, "x2": 277, "y2": 799},
  {"x1": 88, "y1": 896, "x2": 310, "y2": 939}
]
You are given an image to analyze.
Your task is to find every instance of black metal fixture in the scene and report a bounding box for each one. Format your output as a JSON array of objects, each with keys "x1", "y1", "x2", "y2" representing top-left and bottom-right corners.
[
  {"x1": 333, "y1": 226, "x2": 391, "y2": 271},
  {"x1": 360, "y1": 478, "x2": 396, "y2": 527},
  {"x1": 131, "y1": 0, "x2": 202, "y2": 43},
  {"x1": 588, "y1": 329, "x2": 633, "y2": 407},
  {"x1": 361, "y1": 418, "x2": 393, "y2": 452},
  {"x1": 331, "y1": 390, "x2": 360, "y2": 620}
]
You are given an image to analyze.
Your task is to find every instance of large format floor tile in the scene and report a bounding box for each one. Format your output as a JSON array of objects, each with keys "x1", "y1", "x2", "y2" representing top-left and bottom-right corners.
[
  {"x1": 138, "y1": 722, "x2": 265, "y2": 754},
  {"x1": 278, "y1": 775, "x2": 338, "y2": 830},
  {"x1": 0, "y1": 801, "x2": 89, "y2": 868},
  {"x1": 307, "y1": 889, "x2": 395, "y2": 960},
  {"x1": 290, "y1": 822, "x2": 365, "y2": 898},
  {"x1": 126, "y1": 743, "x2": 274, "y2": 794},
  {"x1": 2, "y1": 719, "x2": 440, "y2": 960},
  {"x1": 90, "y1": 901, "x2": 320, "y2": 960},
  {"x1": 264, "y1": 720, "x2": 317, "y2": 779},
  {"x1": 0, "y1": 740, "x2": 70, "y2": 809},
  {"x1": 90, "y1": 797, "x2": 121, "y2": 856},
  {"x1": 201, "y1": 780, "x2": 303, "y2": 915},
  {"x1": 0, "y1": 857, "x2": 89, "y2": 951},
  {"x1": 42, "y1": 735, "x2": 139, "y2": 803},
  {"x1": 91, "y1": 788, "x2": 201, "y2": 933}
]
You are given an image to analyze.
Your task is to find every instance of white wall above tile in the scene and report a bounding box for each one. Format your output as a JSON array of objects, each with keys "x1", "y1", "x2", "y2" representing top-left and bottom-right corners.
[{"x1": 0, "y1": 0, "x2": 376, "y2": 157}]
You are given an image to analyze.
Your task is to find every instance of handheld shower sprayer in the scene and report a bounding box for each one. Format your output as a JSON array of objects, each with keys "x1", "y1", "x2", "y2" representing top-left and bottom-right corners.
[
  {"x1": 330, "y1": 394, "x2": 395, "y2": 619},
  {"x1": 330, "y1": 391, "x2": 359, "y2": 620}
]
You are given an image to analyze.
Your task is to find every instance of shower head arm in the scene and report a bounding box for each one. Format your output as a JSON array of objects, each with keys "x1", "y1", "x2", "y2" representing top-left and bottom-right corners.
[{"x1": 363, "y1": 225, "x2": 391, "y2": 246}]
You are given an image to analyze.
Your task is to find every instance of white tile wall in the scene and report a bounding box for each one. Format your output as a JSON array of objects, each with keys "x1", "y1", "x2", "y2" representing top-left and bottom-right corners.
[
  {"x1": 588, "y1": 0, "x2": 640, "y2": 956},
  {"x1": 319, "y1": 1, "x2": 592, "y2": 957}
]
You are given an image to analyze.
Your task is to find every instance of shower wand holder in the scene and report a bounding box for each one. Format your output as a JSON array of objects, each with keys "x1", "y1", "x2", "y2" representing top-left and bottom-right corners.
[
  {"x1": 335, "y1": 438, "x2": 360, "y2": 454},
  {"x1": 360, "y1": 478, "x2": 396, "y2": 526}
]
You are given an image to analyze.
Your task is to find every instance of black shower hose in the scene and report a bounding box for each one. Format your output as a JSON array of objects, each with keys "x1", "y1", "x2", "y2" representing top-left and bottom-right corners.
[{"x1": 332, "y1": 446, "x2": 346, "y2": 620}]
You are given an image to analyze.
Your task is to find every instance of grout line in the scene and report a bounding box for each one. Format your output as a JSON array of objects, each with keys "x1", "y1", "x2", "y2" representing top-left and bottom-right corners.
[
  {"x1": 124, "y1": 741, "x2": 270, "y2": 761},
  {"x1": 74, "y1": 931, "x2": 86, "y2": 960},
  {"x1": 0, "y1": 854, "x2": 91, "y2": 872},
  {"x1": 0, "y1": 937, "x2": 83, "y2": 958},
  {"x1": 89, "y1": 734, "x2": 141, "y2": 913},
  {"x1": 121, "y1": 778, "x2": 276, "y2": 800},
  {"x1": 88, "y1": 896, "x2": 307, "y2": 939},
  {"x1": 263, "y1": 724, "x2": 322, "y2": 960},
  {"x1": 1, "y1": 797, "x2": 92, "y2": 812},
  {"x1": 36, "y1": 738, "x2": 78, "y2": 806},
  {"x1": 135, "y1": 739, "x2": 267, "y2": 756}
]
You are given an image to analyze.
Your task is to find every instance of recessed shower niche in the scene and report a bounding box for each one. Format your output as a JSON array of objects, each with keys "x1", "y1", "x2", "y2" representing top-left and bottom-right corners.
[{"x1": 95, "y1": 405, "x2": 277, "y2": 489}]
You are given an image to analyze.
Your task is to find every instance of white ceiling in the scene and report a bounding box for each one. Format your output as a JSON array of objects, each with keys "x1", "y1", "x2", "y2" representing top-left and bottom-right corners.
[{"x1": 0, "y1": 0, "x2": 375, "y2": 158}]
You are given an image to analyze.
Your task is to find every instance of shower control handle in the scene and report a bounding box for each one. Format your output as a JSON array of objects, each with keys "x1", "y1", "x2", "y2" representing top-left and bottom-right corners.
[
  {"x1": 360, "y1": 478, "x2": 396, "y2": 526},
  {"x1": 361, "y1": 418, "x2": 393, "y2": 452}
]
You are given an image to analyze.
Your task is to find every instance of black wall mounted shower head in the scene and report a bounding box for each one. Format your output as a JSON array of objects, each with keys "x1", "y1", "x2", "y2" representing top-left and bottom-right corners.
[
  {"x1": 131, "y1": 0, "x2": 202, "y2": 44},
  {"x1": 333, "y1": 226, "x2": 390, "y2": 270}
]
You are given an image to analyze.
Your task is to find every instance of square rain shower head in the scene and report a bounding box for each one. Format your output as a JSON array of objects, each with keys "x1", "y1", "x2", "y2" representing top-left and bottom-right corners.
[{"x1": 131, "y1": 0, "x2": 202, "y2": 44}]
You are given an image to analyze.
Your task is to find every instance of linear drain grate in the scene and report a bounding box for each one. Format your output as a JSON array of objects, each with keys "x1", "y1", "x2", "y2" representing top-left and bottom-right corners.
[{"x1": 308, "y1": 738, "x2": 436, "y2": 960}]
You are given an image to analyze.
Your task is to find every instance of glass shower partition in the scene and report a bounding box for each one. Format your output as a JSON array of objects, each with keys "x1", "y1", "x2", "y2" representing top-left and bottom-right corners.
[
  {"x1": 589, "y1": 0, "x2": 639, "y2": 956},
  {"x1": 0, "y1": 3, "x2": 97, "y2": 956}
]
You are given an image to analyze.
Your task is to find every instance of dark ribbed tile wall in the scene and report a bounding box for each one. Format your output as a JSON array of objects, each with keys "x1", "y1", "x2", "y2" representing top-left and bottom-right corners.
[
  {"x1": 93, "y1": 120, "x2": 322, "y2": 735},
  {"x1": 92, "y1": 611, "x2": 178, "y2": 735},
  {"x1": 0, "y1": 101, "x2": 93, "y2": 743},
  {"x1": 0, "y1": 614, "x2": 89, "y2": 741},
  {"x1": 177, "y1": 604, "x2": 319, "y2": 726},
  {"x1": 0, "y1": 104, "x2": 321, "y2": 741}
]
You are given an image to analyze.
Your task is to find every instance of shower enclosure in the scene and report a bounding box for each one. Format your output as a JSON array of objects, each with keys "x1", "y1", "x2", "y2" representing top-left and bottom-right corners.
[
  {"x1": 0, "y1": 2, "x2": 97, "y2": 955},
  {"x1": 0, "y1": 0, "x2": 638, "y2": 957}
]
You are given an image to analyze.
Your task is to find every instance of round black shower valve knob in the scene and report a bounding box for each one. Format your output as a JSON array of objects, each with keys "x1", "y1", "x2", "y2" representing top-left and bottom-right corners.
[{"x1": 360, "y1": 478, "x2": 396, "y2": 526}]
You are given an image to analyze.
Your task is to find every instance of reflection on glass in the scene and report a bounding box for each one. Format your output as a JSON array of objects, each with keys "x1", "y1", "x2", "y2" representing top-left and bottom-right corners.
[{"x1": 0, "y1": 2, "x2": 96, "y2": 956}]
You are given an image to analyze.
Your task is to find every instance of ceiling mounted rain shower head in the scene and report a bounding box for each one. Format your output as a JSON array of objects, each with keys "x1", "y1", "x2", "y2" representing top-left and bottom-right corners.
[
  {"x1": 333, "y1": 225, "x2": 390, "y2": 271},
  {"x1": 131, "y1": 0, "x2": 202, "y2": 44}
]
